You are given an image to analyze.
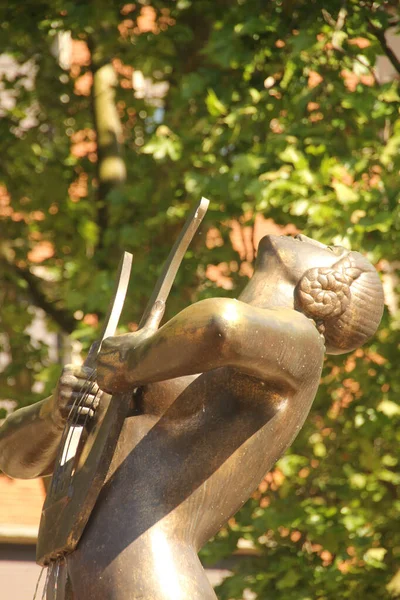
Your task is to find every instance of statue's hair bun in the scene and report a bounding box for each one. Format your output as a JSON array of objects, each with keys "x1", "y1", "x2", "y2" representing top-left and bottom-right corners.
[{"x1": 295, "y1": 253, "x2": 384, "y2": 355}]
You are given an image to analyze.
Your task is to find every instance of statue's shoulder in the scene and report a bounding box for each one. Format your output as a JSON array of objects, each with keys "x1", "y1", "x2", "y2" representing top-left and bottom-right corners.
[
  {"x1": 263, "y1": 306, "x2": 323, "y2": 340},
  {"x1": 272, "y1": 308, "x2": 325, "y2": 384}
]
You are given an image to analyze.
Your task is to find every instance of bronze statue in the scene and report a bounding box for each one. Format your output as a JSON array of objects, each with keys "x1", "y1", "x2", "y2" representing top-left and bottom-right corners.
[
  {"x1": 36, "y1": 200, "x2": 210, "y2": 573},
  {"x1": 0, "y1": 232, "x2": 384, "y2": 599}
]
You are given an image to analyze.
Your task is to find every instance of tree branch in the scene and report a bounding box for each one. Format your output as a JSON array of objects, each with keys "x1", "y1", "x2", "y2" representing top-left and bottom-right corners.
[
  {"x1": 2, "y1": 260, "x2": 76, "y2": 334},
  {"x1": 368, "y1": 21, "x2": 400, "y2": 76}
]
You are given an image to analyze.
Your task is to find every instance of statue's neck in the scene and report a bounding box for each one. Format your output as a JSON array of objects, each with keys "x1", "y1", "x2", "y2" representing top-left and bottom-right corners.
[{"x1": 238, "y1": 271, "x2": 295, "y2": 310}]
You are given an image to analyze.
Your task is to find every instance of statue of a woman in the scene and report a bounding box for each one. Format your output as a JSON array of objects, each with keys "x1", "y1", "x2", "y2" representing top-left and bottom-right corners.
[{"x1": 0, "y1": 234, "x2": 384, "y2": 599}]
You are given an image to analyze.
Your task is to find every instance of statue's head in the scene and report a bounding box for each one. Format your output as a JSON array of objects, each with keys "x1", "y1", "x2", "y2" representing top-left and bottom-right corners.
[{"x1": 255, "y1": 234, "x2": 384, "y2": 355}]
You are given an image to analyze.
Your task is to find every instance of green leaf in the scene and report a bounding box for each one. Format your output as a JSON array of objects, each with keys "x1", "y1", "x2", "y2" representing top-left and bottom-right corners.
[
  {"x1": 276, "y1": 568, "x2": 301, "y2": 589},
  {"x1": 281, "y1": 60, "x2": 296, "y2": 90},
  {"x1": 206, "y1": 89, "x2": 227, "y2": 117},
  {"x1": 279, "y1": 146, "x2": 308, "y2": 169},
  {"x1": 364, "y1": 547, "x2": 387, "y2": 568},
  {"x1": 333, "y1": 182, "x2": 359, "y2": 204},
  {"x1": 377, "y1": 400, "x2": 400, "y2": 417}
]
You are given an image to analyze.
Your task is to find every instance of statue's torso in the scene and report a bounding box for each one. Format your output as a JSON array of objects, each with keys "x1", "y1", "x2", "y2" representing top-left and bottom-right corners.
[{"x1": 68, "y1": 352, "x2": 323, "y2": 597}]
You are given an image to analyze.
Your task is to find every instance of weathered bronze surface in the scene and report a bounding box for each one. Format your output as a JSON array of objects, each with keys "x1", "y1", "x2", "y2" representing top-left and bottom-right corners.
[
  {"x1": 0, "y1": 229, "x2": 384, "y2": 599},
  {"x1": 36, "y1": 197, "x2": 209, "y2": 568}
]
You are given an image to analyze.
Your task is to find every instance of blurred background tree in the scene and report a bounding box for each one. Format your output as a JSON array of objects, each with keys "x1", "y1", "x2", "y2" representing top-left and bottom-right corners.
[{"x1": 0, "y1": 0, "x2": 399, "y2": 598}]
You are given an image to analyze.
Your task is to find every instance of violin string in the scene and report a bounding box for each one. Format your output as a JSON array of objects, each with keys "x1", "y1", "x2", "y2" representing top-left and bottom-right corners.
[
  {"x1": 79, "y1": 374, "x2": 101, "y2": 431},
  {"x1": 50, "y1": 371, "x2": 96, "y2": 495},
  {"x1": 55, "y1": 370, "x2": 99, "y2": 492},
  {"x1": 52, "y1": 379, "x2": 96, "y2": 494},
  {"x1": 50, "y1": 374, "x2": 95, "y2": 495},
  {"x1": 50, "y1": 372, "x2": 95, "y2": 487},
  {"x1": 32, "y1": 565, "x2": 45, "y2": 600},
  {"x1": 69, "y1": 373, "x2": 97, "y2": 429},
  {"x1": 67, "y1": 385, "x2": 102, "y2": 481},
  {"x1": 59, "y1": 378, "x2": 97, "y2": 478},
  {"x1": 41, "y1": 563, "x2": 52, "y2": 600},
  {"x1": 62, "y1": 379, "x2": 95, "y2": 442},
  {"x1": 54, "y1": 559, "x2": 60, "y2": 600},
  {"x1": 64, "y1": 372, "x2": 102, "y2": 481}
]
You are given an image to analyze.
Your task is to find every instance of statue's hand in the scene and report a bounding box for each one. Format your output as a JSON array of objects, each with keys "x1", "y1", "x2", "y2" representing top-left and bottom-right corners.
[
  {"x1": 50, "y1": 365, "x2": 99, "y2": 429},
  {"x1": 97, "y1": 330, "x2": 150, "y2": 394},
  {"x1": 97, "y1": 301, "x2": 165, "y2": 394}
]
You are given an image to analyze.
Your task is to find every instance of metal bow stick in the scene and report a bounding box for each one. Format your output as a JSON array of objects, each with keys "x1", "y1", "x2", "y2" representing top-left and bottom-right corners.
[{"x1": 36, "y1": 197, "x2": 209, "y2": 567}]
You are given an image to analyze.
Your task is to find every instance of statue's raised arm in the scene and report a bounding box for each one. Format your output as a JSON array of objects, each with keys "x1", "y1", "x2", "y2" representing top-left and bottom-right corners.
[{"x1": 97, "y1": 233, "x2": 384, "y2": 395}]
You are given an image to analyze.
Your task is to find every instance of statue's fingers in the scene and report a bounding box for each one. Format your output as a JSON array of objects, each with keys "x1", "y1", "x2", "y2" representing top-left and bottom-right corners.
[
  {"x1": 61, "y1": 364, "x2": 94, "y2": 381},
  {"x1": 59, "y1": 372, "x2": 80, "y2": 390},
  {"x1": 63, "y1": 396, "x2": 100, "y2": 419},
  {"x1": 61, "y1": 374, "x2": 96, "y2": 395},
  {"x1": 88, "y1": 381, "x2": 100, "y2": 395},
  {"x1": 69, "y1": 391, "x2": 100, "y2": 409},
  {"x1": 59, "y1": 384, "x2": 74, "y2": 405},
  {"x1": 75, "y1": 365, "x2": 95, "y2": 380},
  {"x1": 73, "y1": 375, "x2": 97, "y2": 392},
  {"x1": 76, "y1": 406, "x2": 95, "y2": 418},
  {"x1": 64, "y1": 405, "x2": 96, "y2": 423}
]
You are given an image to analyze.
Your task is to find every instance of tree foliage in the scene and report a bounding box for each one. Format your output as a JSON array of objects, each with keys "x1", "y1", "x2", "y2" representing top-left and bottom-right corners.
[{"x1": 0, "y1": 1, "x2": 399, "y2": 598}]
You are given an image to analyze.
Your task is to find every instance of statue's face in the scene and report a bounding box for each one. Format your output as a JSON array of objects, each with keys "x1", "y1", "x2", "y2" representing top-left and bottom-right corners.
[{"x1": 257, "y1": 234, "x2": 347, "y2": 284}]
